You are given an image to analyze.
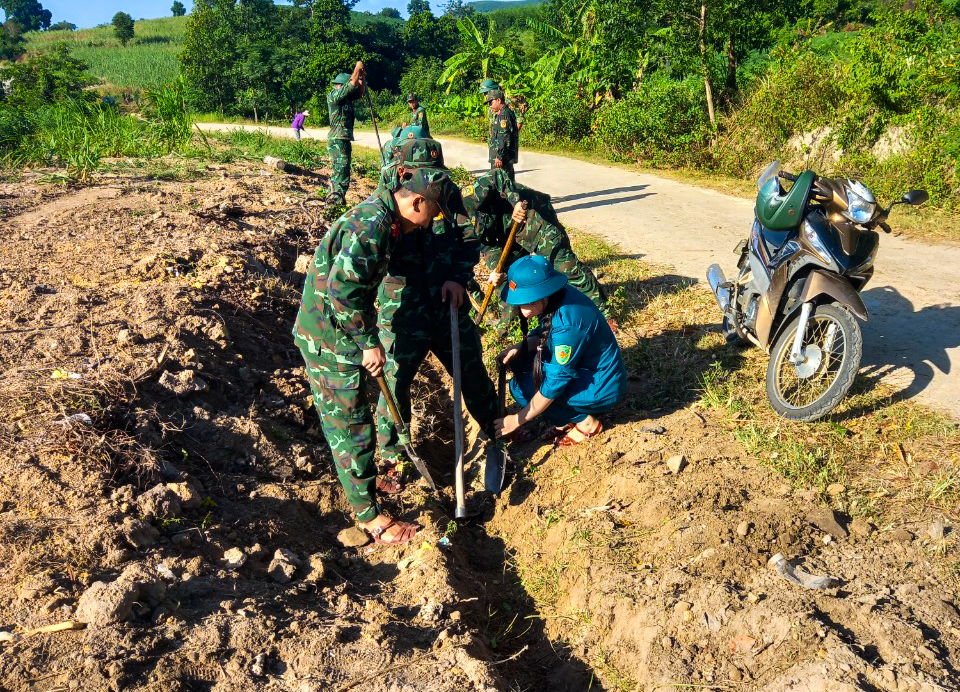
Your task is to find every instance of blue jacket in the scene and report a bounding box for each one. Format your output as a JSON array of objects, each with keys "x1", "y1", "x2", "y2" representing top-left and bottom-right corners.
[{"x1": 535, "y1": 285, "x2": 626, "y2": 408}]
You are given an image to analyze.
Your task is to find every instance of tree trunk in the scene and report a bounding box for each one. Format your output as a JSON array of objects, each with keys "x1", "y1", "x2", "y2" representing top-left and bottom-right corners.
[
  {"x1": 254, "y1": 106, "x2": 259, "y2": 123},
  {"x1": 699, "y1": 1, "x2": 716, "y2": 128},
  {"x1": 725, "y1": 34, "x2": 737, "y2": 102}
]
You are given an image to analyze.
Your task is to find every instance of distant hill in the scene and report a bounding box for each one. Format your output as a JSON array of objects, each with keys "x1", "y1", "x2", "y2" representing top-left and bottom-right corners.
[{"x1": 469, "y1": 0, "x2": 545, "y2": 11}]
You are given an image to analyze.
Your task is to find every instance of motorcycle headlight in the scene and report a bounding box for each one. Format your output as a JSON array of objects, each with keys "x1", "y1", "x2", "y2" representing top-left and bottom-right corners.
[{"x1": 844, "y1": 181, "x2": 877, "y2": 223}]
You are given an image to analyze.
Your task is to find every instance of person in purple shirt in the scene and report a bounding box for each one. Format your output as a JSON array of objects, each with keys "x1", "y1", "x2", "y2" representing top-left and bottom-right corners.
[{"x1": 291, "y1": 110, "x2": 309, "y2": 140}]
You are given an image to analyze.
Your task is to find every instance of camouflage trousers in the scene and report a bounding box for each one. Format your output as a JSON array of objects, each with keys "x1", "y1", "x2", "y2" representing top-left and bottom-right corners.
[
  {"x1": 328, "y1": 138, "x2": 352, "y2": 199},
  {"x1": 375, "y1": 287, "x2": 498, "y2": 463},
  {"x1": 491, "y1": 161, "x2": 515, "y2": 183},
  {"x1": 480, "y1": 209, "x2": 607, "y2": 327},
  {"x1": 299, "y1": 347, "x2": 380, "y2": 522}
]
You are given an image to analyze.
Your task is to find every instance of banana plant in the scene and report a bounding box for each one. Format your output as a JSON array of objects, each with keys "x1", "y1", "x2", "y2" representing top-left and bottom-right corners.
[{"x1": 438, "y1": 17, "x2": 516, "y2": 93}]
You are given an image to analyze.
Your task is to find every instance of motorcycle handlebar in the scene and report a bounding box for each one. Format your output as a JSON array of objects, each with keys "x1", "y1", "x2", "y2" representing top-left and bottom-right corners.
[
  {"x1": 778, "y1": 171, "x2": 799, "y2": 182},
  {"x1": 880, "y1": 222, "x2": 892, "y2": 234}
]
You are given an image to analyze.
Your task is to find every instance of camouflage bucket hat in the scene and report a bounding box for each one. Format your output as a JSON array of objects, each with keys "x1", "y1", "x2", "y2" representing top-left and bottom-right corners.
[
  {"x1": 398, "y1": 169, "x2": 466, "y2": 220},
  {"x1": 484, "y1": 88, "x2": 505, "y2": 104},
  {"x1": 332, "y1": 72, "x2": 351, "y2": 84},
  {"x1": 479, "y1": 78, "x2": 500, "y2": 93},
  {"x1": 394, "y1": 137, "x2": 444, "y2": 168}
]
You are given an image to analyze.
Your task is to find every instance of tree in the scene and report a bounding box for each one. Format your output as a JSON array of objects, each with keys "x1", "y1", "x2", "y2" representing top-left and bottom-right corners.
[
  {"x1": 0, "y1": 0, "x2": 51, "y2": 32},
  {"x1": 0, "y1": 43, "x2": 96, "y2": 108},
  {"x1": 442, "y1": 0, "x2": 475, "y2": 18},
  {"x1": 0, "y1": 18, "x2": 25, "y2": 61},
  {"x1": 112, "y1": 12, "x2": 135, "y2": 46},
  {"x1": 48, "y1": 20, "x2": 76, "y2": 30},
  {"x1": 378, "y1": 7, "x2": 402, "y2": 18},
  {"x1": 171, "y1": 1, "x2": 186, "y2": 16},
  {"x1": 439, "y1": 17, "x2": 512, "y2": 91},
  {"x1": 407, "y1": 0, "x2": 430, "y2": 16}
]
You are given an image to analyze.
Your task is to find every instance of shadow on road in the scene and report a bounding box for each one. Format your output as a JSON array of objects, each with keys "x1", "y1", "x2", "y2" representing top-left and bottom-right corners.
[
  {"x1": 555, "y1": 191, "x2": 656, "y2": 214},
  {"x1": 552, "y1": 184, "x2": 650, "y2": 204},
  {"x1": 857, "y1": 284, "x2": 960, "y2": 404}
]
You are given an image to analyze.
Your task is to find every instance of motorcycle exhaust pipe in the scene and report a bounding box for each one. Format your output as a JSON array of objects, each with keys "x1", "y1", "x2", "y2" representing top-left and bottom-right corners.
[{"x1": 707, "y1": 264, "x2": 730, "y2": 313}]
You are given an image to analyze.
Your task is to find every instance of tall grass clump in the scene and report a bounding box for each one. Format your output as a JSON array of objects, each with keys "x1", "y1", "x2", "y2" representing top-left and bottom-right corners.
[{"x1": 1, "y1": 46, "x2": 192, "y2": 182}]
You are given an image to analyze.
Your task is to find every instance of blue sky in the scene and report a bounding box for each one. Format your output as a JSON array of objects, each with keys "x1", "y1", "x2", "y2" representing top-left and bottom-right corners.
[{"x1": 19, "y1": 0, "x2": 417, "y2": 28}]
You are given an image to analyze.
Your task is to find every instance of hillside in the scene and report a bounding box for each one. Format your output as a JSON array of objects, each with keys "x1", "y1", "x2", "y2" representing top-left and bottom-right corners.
[{"x1": 468, "y1": 0, "x2": 544, "y2": 10}]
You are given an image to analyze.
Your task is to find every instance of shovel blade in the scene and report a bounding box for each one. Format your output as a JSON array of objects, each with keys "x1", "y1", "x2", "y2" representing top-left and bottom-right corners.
[
  {"x1": 405, "y1": 445, "x2": 437, "y2": 492},
  {"x1": 484, "y1": 445, "x2": 508, "y2": 495}
]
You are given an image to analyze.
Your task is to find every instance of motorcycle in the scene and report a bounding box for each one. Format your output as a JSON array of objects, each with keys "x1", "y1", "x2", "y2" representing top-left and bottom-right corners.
[{"x1": 707, "y1": 161, "x2": 928, "y2": 421}]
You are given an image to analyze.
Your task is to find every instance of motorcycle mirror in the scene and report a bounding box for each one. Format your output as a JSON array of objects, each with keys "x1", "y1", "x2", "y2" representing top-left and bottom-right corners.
[{"x1": 902, "y1": 190, "x2": 929, "y2": 206}]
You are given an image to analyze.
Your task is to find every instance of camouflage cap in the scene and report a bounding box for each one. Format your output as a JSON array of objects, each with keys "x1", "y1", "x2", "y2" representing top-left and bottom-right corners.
[
  {"x1": 479, "y1": 78, "x2": 500, "y2": 93},
  {"x1": 332, "y1": 72, "x2": 351, "y2": 84},
  {"x1": 398, "y1": 168, "x2": 460, "y2": 219},
  {"x1": 484, "y1": 88, "x2": 505, "y2": 103},
  {"x1": 406, "y1": 92, "x2": 419, "y2": 102},
  {"x1": 393, "y1": 137, "x2": 444, "y2": 168}
]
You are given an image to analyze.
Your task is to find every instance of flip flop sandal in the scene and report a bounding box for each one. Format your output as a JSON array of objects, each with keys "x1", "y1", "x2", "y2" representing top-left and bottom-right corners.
[
  {"x1": 366, "y1": 518, "x2": 418, "y2": 546},
  {"x1": 376, "y1": 475, "x2": 403, "y2": 495},
  {"x1": 540, "y1": 423, "x2": 574, "y2": 441},
  {"x1": 555, "y1": 422, "x2": 604, "y2": 447}
]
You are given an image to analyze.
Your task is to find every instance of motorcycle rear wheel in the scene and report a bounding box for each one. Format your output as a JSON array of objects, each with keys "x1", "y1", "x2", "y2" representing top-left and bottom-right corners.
[{"x1": 765, "y1": 302, "x2": 862, "y2": 422}]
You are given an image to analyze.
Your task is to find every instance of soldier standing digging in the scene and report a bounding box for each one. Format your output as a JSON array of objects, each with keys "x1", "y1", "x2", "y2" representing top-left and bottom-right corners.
[
  {"x1": 326, "y1": 61, "x2": 365, "y2": 204},
  {"x1": 372, "y1": 137, "x2": 504, "y2": 486},
  {"x1": 293, "y1": 165, "x2": 456, "y2": 546}
]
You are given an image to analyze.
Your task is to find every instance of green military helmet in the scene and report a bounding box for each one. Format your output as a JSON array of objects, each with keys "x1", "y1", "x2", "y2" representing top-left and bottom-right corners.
[
  {"x1": 484, "y1": 88, "x2": 505, "y2": 104},
  {"x1": 501, "y1": 254, "x2": 568, "y2": 305},
  {"x1": 394, "y1": 136, "x2": 444, "y2": 168},
  {"x1": 398, "y1": 125, "x2": 426, "y2": 140},
  {"x1": 332, "y1": 72, "x2": 351, "y2": 84},
  {"x1": 479, "y1": 78, "x2": 500, "y2": 93}
]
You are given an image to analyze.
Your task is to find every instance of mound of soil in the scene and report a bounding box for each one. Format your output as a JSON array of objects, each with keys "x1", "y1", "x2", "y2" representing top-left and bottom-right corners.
[{"x1": 0, "y1": 159, "x2": 957, "y2": 692}]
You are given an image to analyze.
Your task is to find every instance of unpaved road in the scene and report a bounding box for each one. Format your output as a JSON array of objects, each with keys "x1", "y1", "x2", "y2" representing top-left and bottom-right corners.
[{"x1": 199, "y1": 123, "x2": 960, "y2": 419}]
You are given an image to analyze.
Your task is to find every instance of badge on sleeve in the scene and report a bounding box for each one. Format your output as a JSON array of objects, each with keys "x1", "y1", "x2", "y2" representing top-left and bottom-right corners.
[
  {"x1": 463, "y1": 185, "x2": 474, "y2": 198},
  {"x1": 555, "y1": 344, "x2": 572, "y2": 365},
  {"x1": 500, "y1": 119, "x2": 507, "y2": 128}
]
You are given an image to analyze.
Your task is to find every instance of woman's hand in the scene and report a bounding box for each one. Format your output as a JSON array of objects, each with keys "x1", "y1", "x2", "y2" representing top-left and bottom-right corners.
[
  {"x1": 495, "y1": 414, "x2": 521, "y2": 438},
  {"x1": 511, "y1": 202, "x2": 527, "y2": 224},
  {"x1": 497, "y1": 344, "x2": 520, "y2": 366}
]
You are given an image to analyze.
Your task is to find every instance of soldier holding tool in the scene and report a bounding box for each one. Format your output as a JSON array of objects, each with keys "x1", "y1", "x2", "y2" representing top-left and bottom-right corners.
[
  {"x1": 294, "y1": 163, "x2": 456, "y2": 546},
  {"x1": 374, "y1": 137, "x2": 506, "y2": 490},
  {"x1": 326, "y1": 61, "x2": 365, "y2": 204}
]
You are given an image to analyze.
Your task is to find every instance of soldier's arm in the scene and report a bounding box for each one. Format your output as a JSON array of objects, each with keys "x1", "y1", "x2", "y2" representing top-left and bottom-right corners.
[
  {"x1": 326, "y1": 216, "x2": 392, "y2": 349},
  {"x1": 493, "y1": 169, "x2": 521, "y2": 207}
]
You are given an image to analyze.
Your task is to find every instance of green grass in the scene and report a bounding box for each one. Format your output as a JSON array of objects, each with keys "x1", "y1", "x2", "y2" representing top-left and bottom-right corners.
[{"x1": 25, "y1": 17, "x2": 187, "y2": 89}]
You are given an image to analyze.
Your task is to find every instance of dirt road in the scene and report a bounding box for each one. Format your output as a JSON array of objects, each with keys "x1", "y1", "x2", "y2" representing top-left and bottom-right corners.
[{"x1": 199, "y1": 123, "x2": 960, "y2": 419}]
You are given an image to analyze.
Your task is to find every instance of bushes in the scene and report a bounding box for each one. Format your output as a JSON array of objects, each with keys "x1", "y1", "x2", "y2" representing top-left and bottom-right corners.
[
  {"x1": 593, "y1": 75, "x2": 711, "y2": 167},
  {"x1": 523, "y1": 82, "x2": 592, "y2": 144}
]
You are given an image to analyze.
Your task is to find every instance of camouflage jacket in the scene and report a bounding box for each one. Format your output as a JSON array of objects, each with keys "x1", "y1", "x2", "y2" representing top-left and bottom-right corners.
[
  {"x1": 461, "y1": 169, "x2": 522, "y2": 246},
  {"x1": 293, "y1": 188, "x2": 403, "y2": 360},
  {"x1": 406, "y1": 105, "x2": 430, "y2": 137},
  {"x1": 327, "y1": 82, "x2": 361, "y2": 141},
  {"x1": 488, "y1": 104, "x2": 518, "y2": 164}
]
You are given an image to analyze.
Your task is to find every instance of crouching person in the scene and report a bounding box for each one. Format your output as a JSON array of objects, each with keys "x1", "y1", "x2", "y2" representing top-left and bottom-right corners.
[{"x1": 494, "y1": 255, "x2": 626, "y2": 446}]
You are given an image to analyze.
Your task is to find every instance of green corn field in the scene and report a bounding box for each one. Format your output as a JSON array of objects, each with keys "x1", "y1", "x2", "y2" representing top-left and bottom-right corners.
[{"x1": 25, "y1": 17, "x2": 187, "y2": 90}]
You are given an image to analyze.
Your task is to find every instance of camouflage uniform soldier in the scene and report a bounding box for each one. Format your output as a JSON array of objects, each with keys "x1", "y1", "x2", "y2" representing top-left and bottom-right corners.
[
  {"x1": 462, "y1": 168, "x2": 609, "y2": 326},
  {"x1": 485, "y1": 89, "x2": 519, "y2": 182},
  {"x1": 326, "y1": 61, "x2": 365, "y2": 204},
  {"x1": 293, "y1": 166, "x2": 456, "y2": 545},
  {"x1": 404, "y1": 93, "x2": 430, "y2": 137},
  {"x1": 373, "y1": 138, "x2": 501, "y2": 474},
  {"x1": 378, "y1": 125, "x2": 428, "y2": 187}
]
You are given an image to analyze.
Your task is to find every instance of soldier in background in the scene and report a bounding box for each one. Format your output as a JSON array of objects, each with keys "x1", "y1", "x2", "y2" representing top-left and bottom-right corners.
[
  {"x1": 404, "y1": 93, "x2": 430, "y2": 137},
  {"x1": 485, "y1": 89, "x2": 518, "y2": 182},
  {"x1": 326, "y1": 61, "x2": 365, "y2": 204}
]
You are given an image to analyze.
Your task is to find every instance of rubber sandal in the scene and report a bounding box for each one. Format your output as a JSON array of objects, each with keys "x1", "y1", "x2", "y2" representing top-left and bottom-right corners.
[
  {"x1": 606, "y1": 318, "x2": 620, "y2": 335},
  {"x1": 366, "y1": 518, "x2": 418, "y2": 546},
  {"x1": 555, "y1": 421, "x2": 603, "y2": 447},
  {"x1": 540, "y1": 424, "x2": 574, "y2": 441},
  {"x1": 376, "y1": 475, "x2": 402, "y2": 495}
]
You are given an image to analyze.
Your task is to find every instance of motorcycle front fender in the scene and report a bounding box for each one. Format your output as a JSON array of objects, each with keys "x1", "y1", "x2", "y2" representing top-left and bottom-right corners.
[{"x1": 800, "y1": 270, "x2": 869, "y2": 321}]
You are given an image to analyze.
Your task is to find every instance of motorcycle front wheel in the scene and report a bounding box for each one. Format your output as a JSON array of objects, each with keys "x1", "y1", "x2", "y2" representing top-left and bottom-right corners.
[{"x1": 765, "y1": 303, "x2": 862, "y2": 422}]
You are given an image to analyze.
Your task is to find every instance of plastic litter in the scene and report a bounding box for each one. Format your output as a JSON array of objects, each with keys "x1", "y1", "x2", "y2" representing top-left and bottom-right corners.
[
  {"x1": 640, "y1": 425, "x2": 667, "y2": 435},
  {"x1": 768, "y1": 553, "x2": 839, "y2": 590},
  {"x1": 58, "y1": 413, "x2": 93, "y2": 427},
  {"x1": 438, "y1": 536, "x2": 451, "y2": 548}
]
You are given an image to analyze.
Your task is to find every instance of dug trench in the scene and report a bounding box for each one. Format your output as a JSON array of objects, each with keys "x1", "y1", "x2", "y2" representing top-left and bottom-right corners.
[{"x1": 0, "y1": 155, "x2": 957, "y2": 692}]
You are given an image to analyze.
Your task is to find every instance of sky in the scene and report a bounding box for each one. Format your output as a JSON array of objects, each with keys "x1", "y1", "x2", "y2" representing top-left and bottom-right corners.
[{"x1": 23, "y1": 0, "x2": 424, "y2": 28}]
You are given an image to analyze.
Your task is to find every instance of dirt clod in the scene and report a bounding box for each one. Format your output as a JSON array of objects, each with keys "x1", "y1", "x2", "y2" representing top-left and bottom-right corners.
[
  {"x1": 121, "y1": 517, "x2": 159, "y2": 549},
  {"x1": 267, "y1": 548, "x2": 301, "y2": 583},
  {"x1": 337, "y1": 526, "x2": 370, "y2": 548},
  {"x1": 666, "y1": 454, "x2": 687, "y2": 474},
  {"x1": 807, "y1": 506, "x2": 848, "y2": 539},
  {"x1": 75, "y1": 564, "x2": 165, "y2": 627},
  {"x1": 137, "y1": 484, "x2": 182, "y2": 520}
]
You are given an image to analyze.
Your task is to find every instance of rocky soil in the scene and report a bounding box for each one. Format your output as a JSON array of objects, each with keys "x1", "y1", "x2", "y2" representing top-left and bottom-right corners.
[{"x1": 0, "y1": 158, "x2": 957, "y2": 692}]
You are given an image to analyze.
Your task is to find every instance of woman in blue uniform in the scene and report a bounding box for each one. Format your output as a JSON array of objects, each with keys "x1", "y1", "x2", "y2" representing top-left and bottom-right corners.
[{"x1": 494, "y1": 255, "x2": 626, "y2": 446}]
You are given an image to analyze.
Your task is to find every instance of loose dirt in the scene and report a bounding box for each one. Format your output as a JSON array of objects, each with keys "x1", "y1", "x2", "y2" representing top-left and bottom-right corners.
[{"x1": 0, "y1": 155, "x2": 957, "y2": 692}]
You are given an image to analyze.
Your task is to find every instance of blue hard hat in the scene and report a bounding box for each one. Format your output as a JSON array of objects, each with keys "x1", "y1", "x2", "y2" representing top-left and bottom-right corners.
[{"x1": 501, "y1": 255, "x2": 567, "y2": 305}]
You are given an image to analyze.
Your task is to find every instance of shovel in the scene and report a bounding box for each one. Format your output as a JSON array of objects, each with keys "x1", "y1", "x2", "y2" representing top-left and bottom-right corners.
[
  {"x1": 475, "y1": 201, "x2": 527, "y2": 325},
  {"x1": 375, "y1": 375, "x2": 437, "y2": 492},
  {"x1": 450, "y1": 301, "x2": 468, "y2": 518},
  {"x1": 484, "y1": 366, "x2": 508, "y2": 495}
]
